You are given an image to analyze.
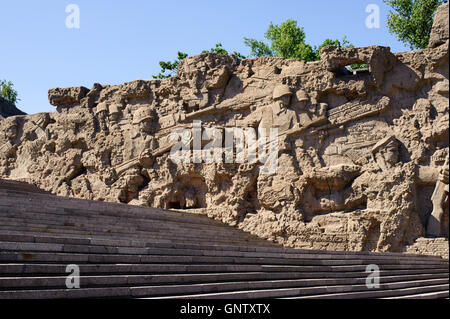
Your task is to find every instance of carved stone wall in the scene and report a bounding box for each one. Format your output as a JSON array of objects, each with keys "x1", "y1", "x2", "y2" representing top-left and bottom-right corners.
[
  {"x1": 1, "y1": 3, "x2": 448, "y2": 254},
  {"x1": 405, "y1": 237, "x2": 449, "y2": 260}
]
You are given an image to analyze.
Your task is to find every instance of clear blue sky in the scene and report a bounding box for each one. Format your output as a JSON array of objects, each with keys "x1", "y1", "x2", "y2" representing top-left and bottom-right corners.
[{"x1": 0, "y1": 0, "x2": 410, "y2": 114}]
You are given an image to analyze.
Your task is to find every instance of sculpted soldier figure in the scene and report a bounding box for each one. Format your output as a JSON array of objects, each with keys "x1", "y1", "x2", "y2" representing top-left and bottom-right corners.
[
  {"x1": 242, "y1": 85, "x2": 305, "y2": 212},
  {"x1": 95, "y1": 102, "x2": 109, "y2": 132},
  {"x1": 404, "y1": 146, "x2": 449, "y2": 238},
  {"x1": 0, "y1": 117, "x2": 19, "y2": 175},
  {"x1": 0, "y1": 116, "x2": 19, "y2": 156},
  {"x1": 245, "y1": 84, "x2": 301, "y2": 152},
  {"x1": 427, "y1": 156, "x2": 449, "y2": 237},
  {"x1": 112, "y1": 106, "x2": 159, "y2": 202},
  {"x1": 114, "y1": 106, "x2": 157, "y2": 172},
  {"x1": 366, "y1": 136, "x2": 425, "y2": 251},
  {"x1": 254, "y1": 85, "x2": 298, "y2": 133},
  {"x1": 303, "y1": 134, "x2": 448, "y2": 250},
  {"x1": 129, "y1": 106, "x2": 157, "y2": 165},
  {"x1": 371, "y1": 135, "x2": 400, "y2": 171},
  {"x1": 109, "y1": 104, "x2": 122, "y2": 124}
]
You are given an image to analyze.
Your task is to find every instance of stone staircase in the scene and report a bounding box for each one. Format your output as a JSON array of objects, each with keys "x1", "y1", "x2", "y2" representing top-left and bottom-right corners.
[
  {"x1": 0, "y1": 180, "x2": 448, "y2": 299},
  {"x1": 405, "y1": 237, "x2": 449, "y2": 260},
  {"x1": 0, "y1": 179, "x2": 50, "y2": 194}
]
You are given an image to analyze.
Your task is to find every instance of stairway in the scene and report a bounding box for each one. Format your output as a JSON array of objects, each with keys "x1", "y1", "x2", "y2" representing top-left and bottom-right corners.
[{"x1": 0, "y1": 179, "x2": 448, "y2": 299}]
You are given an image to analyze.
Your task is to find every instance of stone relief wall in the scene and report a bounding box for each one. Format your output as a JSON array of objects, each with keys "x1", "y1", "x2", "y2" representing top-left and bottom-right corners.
[
  {"x1": 405, "y1": 237, "x2": 449, "y2": 260},
  {"x1": 1, "y1": 3, "x2": 448, "y2": 254}
]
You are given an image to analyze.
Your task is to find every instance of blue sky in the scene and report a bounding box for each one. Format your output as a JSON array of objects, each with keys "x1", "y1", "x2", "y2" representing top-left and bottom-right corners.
[{"x1": 0, "y1": 0, "x2": 410, "y2": 114}]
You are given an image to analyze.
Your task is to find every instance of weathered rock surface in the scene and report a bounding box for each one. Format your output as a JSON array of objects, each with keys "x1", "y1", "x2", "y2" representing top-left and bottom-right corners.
[
  {"x1": 429, "y1": 2, "x2": 449, "y2": 48},
  {"x1": 0, "y1": 97, "x2": 26, "y2": 118},
  {"x1": 405, "y1": 237, "x2": 449, "y2": 260},
  {"x1": 1, "y1": 8, "x2": 448, "y2": 255},
  {"x1": 48, "y1": 86, "x2": 89, "y2": 107}
]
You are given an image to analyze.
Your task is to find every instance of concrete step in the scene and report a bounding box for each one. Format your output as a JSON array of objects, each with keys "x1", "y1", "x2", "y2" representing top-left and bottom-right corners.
[
  {"x1": 145, "y1": 280, "x2": 450, "y2": 299},
  {"x1": 0, "y1": 207, "x2": 238, "y2": 239},
  {"x1": 133, "y1": 277, "x2": 450, "y2": 298},
  {"x1": 286, "y1": 284, "x2": 450, "y2": 299},
  {"x1": 0, "y1": 225, "x2": 267, "y2": 247},
  {"x1": 1, "y1": 188, "x2": 441, "y2": 258},
  {"x1": 0, "y1": 218, "x2": 257, "y2": 245},
  {"x1": 0, "y1": 278, "x2": 447, "y2": 299},
  {"x1": 0, "y1": 231, "x2": 272, "y2": 251},
  {"x1": 0, "y1": 286, "x2": 132, "y2": 299},
  {"x1": 0, "y1": 204, "x2": 226, "y2": 232},
  {"x1": 1, "y1": 262, "x2": 448, "y2": 276},
  {"x1": 382, "y1": 290, "x2": 449, "y2": 299},
  {"x1": 0, "y1": 205, "x2": 258, "y2": 238},
  {"x1": 0, "y1": 242, "x2": 448, "y2": 267},
  {"x1": 0, "y1": 180, "x2": 49, "y2": 194},
  {"x1": 0, "y1": 207, "x2": 253, "y2": 232},
  {"x1": 1, "y1": 180, "x2": 447, "y2": 299},
  {"x1": 0, "y1": 230, "x2": 445, "y2": 262},
  {"x1": 0, "y1": 216, "x2": 263, "y2": 244},
  {"x1": 1, "y1": 251, "x2": 448, "y2": 269},
  {"x1": 0, "y1": 190, "x2": 231, "y2": 228},
  {"x1": 0, "y1": 231, "x2": 276, "y2": 252},
  {"x1": 1, "y1": 272, "x2": 447, "y2": 290}
]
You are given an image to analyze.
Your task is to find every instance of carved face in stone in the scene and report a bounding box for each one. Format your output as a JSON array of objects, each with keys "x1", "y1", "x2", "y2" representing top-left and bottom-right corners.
[
  {"x1": 139, "y1": 118, "x2": 154, "y2": 134},
  {"x1": 109, "y1": 112, "x2": 120, "y2": 122},
  {"x1": 97, "y1": 110, "x2": 107, "y2": 120},
  {"x1": 375, "y1": 140, "x2": 399, "y2": 169},
  {"x1": 5, "y1": 123, "x2": 18, "y2": 140},
  {"x1": 275, "y1": 95, "x2": 291, "y2": 111},
  {"x1": 296, "y1": 100, "x2": 307, "y2": 110},
  {"x1": 383, "y1": 141, "x2": 399, "y2": 167}
]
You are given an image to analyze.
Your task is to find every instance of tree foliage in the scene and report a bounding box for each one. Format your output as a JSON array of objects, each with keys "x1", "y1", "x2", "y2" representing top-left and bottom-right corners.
[
  {"x1": 265, "y1": 19, "x2": 306, "y2": 58},
  {"x1": 243, "y1": 20, "x2": 353, "y2": 62},
  {"x1": 153, "y1": 44, "x2": 245, "y2": 79},
  {"x1": 153, "y1": 19, "x2": 363, "y2": 78},
  {"x1": 202, "y1": 43, "x2": 246, "y2": 62},
  {"x1": 243, "y1": 38, "x2": 273, "y2": 57},
  {"x1": 152, "y1": 51, "x2": 189, "y2": 79},
  {"x1": 0, "y1": 79, "x2": 20, "y2": 106},
  {"x1": 384, "y1": 0, "x2": 448, "y2": 49}
]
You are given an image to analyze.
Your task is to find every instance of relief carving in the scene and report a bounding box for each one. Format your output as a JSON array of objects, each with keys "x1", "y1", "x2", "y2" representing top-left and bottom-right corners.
[{"x1": 1, "y1": 6, "x2": 449, "y2": 255}]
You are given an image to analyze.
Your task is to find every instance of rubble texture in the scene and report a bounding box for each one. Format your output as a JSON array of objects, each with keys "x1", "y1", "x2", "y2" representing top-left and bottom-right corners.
[
  {"x1": 1, "y1": 4, "x2": 448, "y2": 255},
  {"x1": 405, "y1": 237, "x2": 449, "y2": 260}
]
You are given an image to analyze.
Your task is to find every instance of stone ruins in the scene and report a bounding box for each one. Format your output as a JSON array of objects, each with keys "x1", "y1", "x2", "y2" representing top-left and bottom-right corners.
[{"x1": 1, "y1": 3, "x2": 448, "y2": 257}]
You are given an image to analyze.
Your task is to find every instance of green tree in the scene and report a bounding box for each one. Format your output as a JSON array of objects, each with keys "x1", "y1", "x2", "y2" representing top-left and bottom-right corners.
[
  {"x1": 314, "y1": 37, "x2": 367, "y2": 69},
  {"x1": 153, "y1": 20, "x2": 360, "y2": 78},
  {"x1": 314, "y1": 36, "x2": 355, "y2": 61},
  {"x1": 265, "y1": 20, "x2": 306, "y2": 58},
  {"x1": 317, "y1": 37, "x2": 353, "y2": 52},
  {"x1": 384, "y1": 0, "x2": 448, "y2": 49},
  {"x1": 244, "y1": 20, "x2": 354, "y2": 62},
  {"x1": 0, "y1": 79, "x2": 20, "y2": 106},
  {"x1": 243, "y1": 38, "x2": 273, "y2": 57},
  {"x1": 202, "y1": 43, "x2": 246, "y2": 62},
  {"x1": 153, "y1": 44, "x2": 245, "y2": 79},
  {"x1": 152, "y1": 51, "x2": 189, "y2": 79},
  {"x1": 244, "y1": 19, "x2": 308, "y2": 59}
]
